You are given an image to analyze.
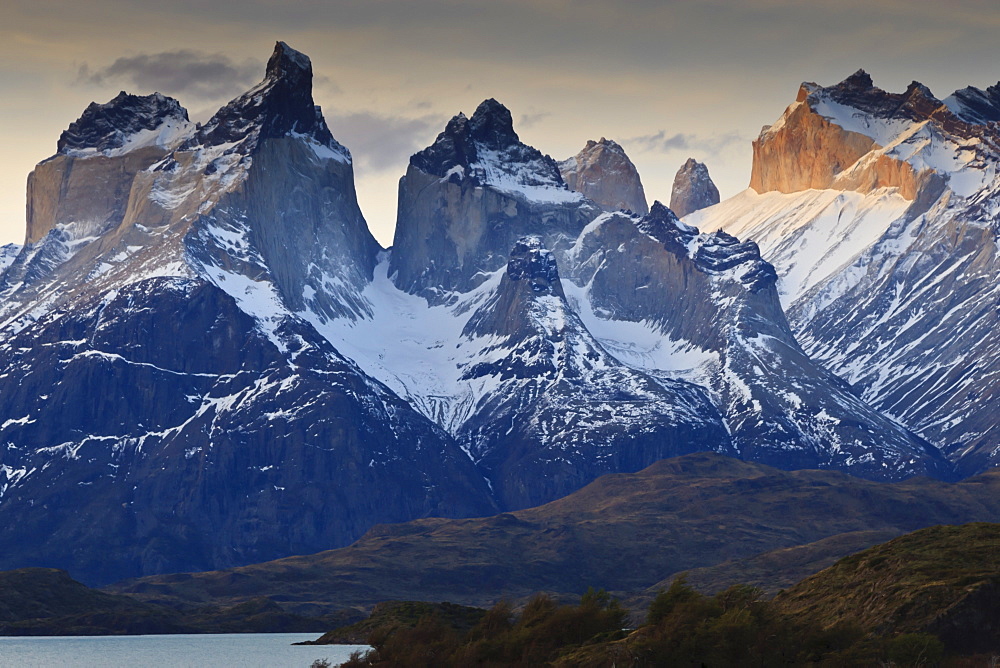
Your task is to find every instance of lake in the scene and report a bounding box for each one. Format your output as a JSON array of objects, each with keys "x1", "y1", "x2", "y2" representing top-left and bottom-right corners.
[{"x1": 0, "y1": 633, "x2": 369, "y2": 668}]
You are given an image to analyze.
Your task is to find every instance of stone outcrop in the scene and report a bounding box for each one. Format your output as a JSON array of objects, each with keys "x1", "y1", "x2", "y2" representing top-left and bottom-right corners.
[
  {"x1": 748, "y1": 71, "x2": 954, "y2": 199},
  {"x1": 559, "y1": 138, "x2": 648, "y2": 214},
  {"x1": 389, "y1": 99, "x2": 599, "y2": 302},
  {"x1": 749, "y1": 84, "x2": 879, "y2": 195},
  {"x1": 669, "y1": 158, "x2": 720, "y2": 217},
  {"x1": 25, "y1": 93, "x2": 193, "y2": 245}
]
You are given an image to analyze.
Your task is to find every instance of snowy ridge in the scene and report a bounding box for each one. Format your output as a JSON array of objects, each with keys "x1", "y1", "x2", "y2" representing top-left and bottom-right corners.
[
  {"x1": 471, "y1": 147, "x2": 583, "y2": 204},
  {"x1": 57, "y1": 91, "x2": 194, "y2": 158},
  {"x1": 0, "y1": 244, "x2": 18, "y2": 274},
  {"x1": 808, "y1": 77, "x2": 996, "y2": 197},
  {"x1": 693, "y1": 188, "x2": 912, "y2": 306}
]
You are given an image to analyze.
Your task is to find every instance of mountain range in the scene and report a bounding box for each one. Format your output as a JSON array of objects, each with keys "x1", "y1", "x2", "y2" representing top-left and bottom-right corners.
[{"x1": 0, "y1": 42, "x2": 998, "y2": 585}]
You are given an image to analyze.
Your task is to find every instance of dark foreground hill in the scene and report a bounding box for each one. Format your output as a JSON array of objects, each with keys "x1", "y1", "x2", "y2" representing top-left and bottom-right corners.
[
  {"x1": 108, "y1": 453, "x2": 1000, "y2": 614},
  {"x1": 0, "y1": 568, "x2": 358, "y2": 635},
  {"x1": 775, "y1": 522, "x2": 1000, "y2": 654}
]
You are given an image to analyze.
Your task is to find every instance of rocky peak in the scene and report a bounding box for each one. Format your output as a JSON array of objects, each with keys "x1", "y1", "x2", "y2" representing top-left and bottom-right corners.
[
  {"x1": 636, "y1": 201, "x2": 695, "y2": 256},
  {"x1": 839, "y1": 69, "x2": 875, "y2": 92},
  {"x1": 669, "y1": 158, "x2": 720, "y2": 218},
  {"x1": 467, "y1": 98, "x2": 519, "y2": 150},
  {"x1": 265, "y1": 40, "x2": 313, "y2": 83},
  {"x1": 945, "y1": 82, "x2": 1000, "y2": 125},
  {"x1": 559, "y1": 137, "x2": 649, "y2": 214},
  {"x1": 748, "y1": 70, "x2": 981, "y2": 196},
  {"x1": 506, "y1": 236, "x2": 562, "y2": 297},
  {"x1": 57, "y1": 91, "x2": 190, "y2": 155},
  {"x1": 461, "y1": 236, "x2": 569, "y2": 343},
  {"x1": 390, "y1": 97, "x2": 595, "y2": 302},
  {"x1": 824, "y1": 71, "x2": 954, "y2": 129},
  {"x1": 409, "y1": 98, "x2": 560, "y2": 187},
  {"x1": 195, "y1": 41, "x2": 340, "y2": 152}
]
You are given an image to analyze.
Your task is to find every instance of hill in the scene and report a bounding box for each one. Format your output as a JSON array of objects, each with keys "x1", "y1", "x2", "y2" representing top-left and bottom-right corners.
[{"x1": 109, "y1": 453, "x2": 1000, "y2": 614}]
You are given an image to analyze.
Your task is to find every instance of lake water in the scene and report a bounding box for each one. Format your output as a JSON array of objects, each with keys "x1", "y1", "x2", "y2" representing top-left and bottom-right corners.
[{"x1": 0, "y1": 633, "x2": 370, "y2": 668}]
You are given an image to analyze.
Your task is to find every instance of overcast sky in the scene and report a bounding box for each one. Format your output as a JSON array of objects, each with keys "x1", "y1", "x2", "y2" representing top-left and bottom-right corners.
[{"x1": 3, "y1": 0, "x2": 1000, "y2": 246}]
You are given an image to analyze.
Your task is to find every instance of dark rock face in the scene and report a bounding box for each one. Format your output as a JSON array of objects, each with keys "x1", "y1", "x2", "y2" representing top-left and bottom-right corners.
[
  {"x1": 389, "y1": 99, "x2": 599, "y2": 302},
  {"x1": 0, "y1": 278, "x2": 495, "y2": 585},
  {"x1": 559, "y1": 138, "x2": 649, "y2": 214},
  {"x1": 669, "y1": 158, "x2": 720, "y2": 218},
  {"x1": 57, "y1": 92, "x2": 189, "y2": 155},
  {"x1": 504, "y1": 236, "x2": 560, "y2": 292},
  {"x1": 457, "y1": 237, "x2": 731, "y2": 510}
]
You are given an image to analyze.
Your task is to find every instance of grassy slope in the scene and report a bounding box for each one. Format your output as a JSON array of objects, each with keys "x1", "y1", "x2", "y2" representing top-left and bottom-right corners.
[
  {"x1": 0, "y1": 568, "x2": 358, "y2": 635},
  {"x1": 775, "y1": 522, "x2": 1000, "y2": 652}
]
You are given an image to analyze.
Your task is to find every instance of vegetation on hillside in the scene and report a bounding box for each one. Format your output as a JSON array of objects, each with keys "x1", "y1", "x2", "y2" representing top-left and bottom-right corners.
[
  {"x1": 335, "y1": 580, "x2": 953, "y2": 667},
  {"x1": 324, "y1": 523, "x2": 1000, "y2": 666}
]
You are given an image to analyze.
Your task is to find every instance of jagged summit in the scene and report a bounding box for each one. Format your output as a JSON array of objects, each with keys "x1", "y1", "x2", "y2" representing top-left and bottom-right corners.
[
  {"x1": 467, "y1": 98, "x2": 520, "y2": 149},
  {"x1": 194, "y1": 41, "x2": 343, "y2": 155},
  {"x1": 409, "y1": 97, "x2": 560, "y2": 188},
  {"x1": 57, "y1": 91, "x2": 191, "y2": 156},
  {"x1": 635, "y1": 200, "x2": 692, "y2": 253},
  {"x1": 945, "y1": 82, "x2": 1000, "y2": 125},
  {"x1": 819, "y1": 71, "x2": 959, "y2": 132},
  {"x1": 559, "y1": 137, "x2": 649, "y2": 214},
  {"x1": 390, "y1": 98, "x2": 592, "y2": 300},
  {"x1": 266, "y1": 40, "x2": 313, "y2": 79},
  {"x1": 839, "y1": 68, "x2": 875, "y2": 91},
  {"x1": 506, "y1": 236, "x2": 561, "y2": 296},
  {"x1": 669, "y1": 158, "x2": 720, "y2": 218}
]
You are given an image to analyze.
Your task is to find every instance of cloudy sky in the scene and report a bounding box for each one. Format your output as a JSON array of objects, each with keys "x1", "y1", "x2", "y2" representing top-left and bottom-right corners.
[{"x1": 3, "y1": 0, "x2": 999, "y2": 246}]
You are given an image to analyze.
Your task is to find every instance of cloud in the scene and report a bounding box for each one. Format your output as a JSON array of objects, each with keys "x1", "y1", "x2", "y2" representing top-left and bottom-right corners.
[
  {"x1": 77, "y1": 50, "x2": 262, "y2": 103},
  {"x1": 518, "y1": 111, "x2": 551, "y2": 129},
  {"x1": 331, "y1": 111, "x2": 445, "y2": 172},
  {"x1": 625, "y1": 130, "x2": 745, "y2": 156}
]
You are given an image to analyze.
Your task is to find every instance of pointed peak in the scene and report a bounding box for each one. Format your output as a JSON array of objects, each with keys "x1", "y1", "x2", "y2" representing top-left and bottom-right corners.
[
  {"x1": 591, "y1": 137, "x2": 624, "y2": 153},
  {"x1": 468, "y1": 98, "x2": 518, "y2": 149},
  {"x1": 266, "y1": 41, "x2": 313, "y2": 80},
  {"x1": 841, "y1": 69, "x2": 874, "y2": 90},
  {"x1": 670, "y1": 160, "x2": 719, "y2": 218},
  {"x1": 648, "y1": 200, "x2": 679, "y2": 222},
  {"x1": 905, "y1": 80, "x2": 935, "y2": 100},
  {"x1": 195, "y1": 42, "x2": 339, "y2": 150},
  {"x1": 559, "y1": 138, "x2": 648, "y2": 213}
]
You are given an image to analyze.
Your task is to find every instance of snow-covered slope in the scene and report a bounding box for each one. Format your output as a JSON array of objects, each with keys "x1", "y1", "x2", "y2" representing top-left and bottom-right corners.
[
  {"x1": 690, "y1": 188, "x2": 911, "y2": 306},
  {"x1": 710, "y1": 70, "x2": 1000, "y2": 475},
  {"x1": 0, "y1": 244, "x2": 19, "y2": 274},
  {"x1": 560, "y1": 203, "x2": 945, "y2": 479}
]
